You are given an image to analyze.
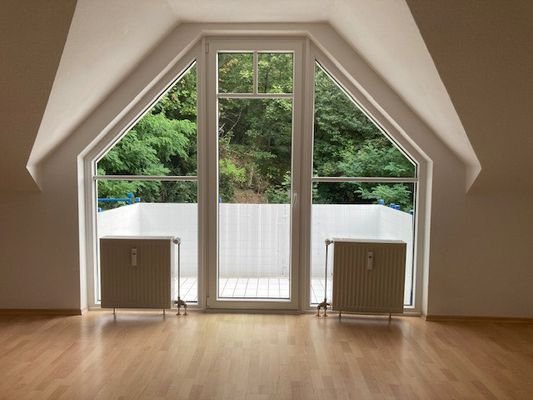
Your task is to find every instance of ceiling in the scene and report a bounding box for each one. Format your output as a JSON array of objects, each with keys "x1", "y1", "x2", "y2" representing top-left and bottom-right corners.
[{"x1": 7, "y1": 0, "x2": 528, "y2": 193}]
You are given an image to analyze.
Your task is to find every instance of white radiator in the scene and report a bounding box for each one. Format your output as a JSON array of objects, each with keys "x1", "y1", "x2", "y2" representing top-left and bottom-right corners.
[
  {"x1": 100, "y1": 236, "x2": 174, "y2": 310},
  {"x1": 331, "y1": 239, "x2": 406, "y2": 315}
]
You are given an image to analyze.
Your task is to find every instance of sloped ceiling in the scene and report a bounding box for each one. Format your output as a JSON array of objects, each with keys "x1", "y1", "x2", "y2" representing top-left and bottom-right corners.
[
  {"x1": 407, "y1": 0, "x2": 533, "y2": 192},
  {"x1": 0, "y1": 0, "x2": 76, "y2": 191},
  {"x1": 5, "y1": 0, "x2": 485, "y2": 191},
  {"x1": 27, "y1": 0, "x2": 178, "y2": 168},
  {"x1": 328, "y1": 0, "x2": 480, "y2": 186}
]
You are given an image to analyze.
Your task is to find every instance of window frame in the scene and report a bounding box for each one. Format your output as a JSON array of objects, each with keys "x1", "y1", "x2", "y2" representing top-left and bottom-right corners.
[
  {"x1": 84, "y1": 43, "x2": 205, "y2": 309},
  {"x1": 205, "y1": 37, "x2": 304, "y2": 310},
  {"x1": 82, "y1": 31, "x2": 428, "y2": 314},
  {"x1": 303, "y1": 42, "x2": 426, "y2": 311}
]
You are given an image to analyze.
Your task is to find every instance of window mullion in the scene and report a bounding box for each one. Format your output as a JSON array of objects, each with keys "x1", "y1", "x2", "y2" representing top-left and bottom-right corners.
[
  {"x1": 253, "y1": 51, "x2": 258, "y2": 95},
  {"x1": 93, "y1": 175, "x2": 198, "y2": 182},
  {"x1": 312, "y1": 177, "x2": 418, "y2": 184}
]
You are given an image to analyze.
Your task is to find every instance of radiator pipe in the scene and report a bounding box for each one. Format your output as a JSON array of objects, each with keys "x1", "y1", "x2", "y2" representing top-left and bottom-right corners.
[
  {"x1": 172, "y1": 237, "x2": 187, "y2": 315},
  {"x1": 317, "y1": 239, "x2": 333, "y2": 317}
]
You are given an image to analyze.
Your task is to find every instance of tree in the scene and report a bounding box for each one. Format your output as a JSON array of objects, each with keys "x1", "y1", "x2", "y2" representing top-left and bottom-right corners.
[
  {"x1": 97, "y1": 57, "x2": 415, "y2": 211},
  {"x1": 218, "y1": 98, "x2": 292, "y2": 203},
  {"x1": 97, "y1": 65, "x2": 197, "y2": 208},
  {"x1": 312, "y1": 65, "x2": 415, "y2": 211}
]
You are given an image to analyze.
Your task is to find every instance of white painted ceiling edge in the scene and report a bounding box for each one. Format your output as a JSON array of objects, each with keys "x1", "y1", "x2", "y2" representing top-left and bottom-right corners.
[
  {"x1": 28, "y1": 0, "x2": 178, "y2": 168},
  {"x1": 28, "y1": 0, "x2": 479, "y2": 189}
]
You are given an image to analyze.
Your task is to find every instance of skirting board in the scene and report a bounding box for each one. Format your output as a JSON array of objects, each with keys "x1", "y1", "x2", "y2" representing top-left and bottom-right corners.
[
  {"x1": 424, "y1": 314, "x2": 533, "y2": 324},
  {"x1": 0, "y1": 309, "x2": 85, "y2": 316}
]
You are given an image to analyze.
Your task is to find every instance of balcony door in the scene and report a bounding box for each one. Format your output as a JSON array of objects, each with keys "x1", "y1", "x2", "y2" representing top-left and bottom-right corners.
[{"x1": 206, "y1": 39, "x2": 303, "y2": 309}]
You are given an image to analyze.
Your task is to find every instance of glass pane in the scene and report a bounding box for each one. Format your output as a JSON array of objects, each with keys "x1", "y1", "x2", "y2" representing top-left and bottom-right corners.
[
  {"x1": 218, "y1": 98, "x2": 293, "y2": 299},
  {"x1": 96, "y1": 180, "x2": 198, "y2": 304},
  {"x1": 97, "y1": 64, "x2": 197, "y2": 177},
  {"x1": 258, "y1": 52, "x2": 293, "y2": 93},
  {"x1": 218, "y1": 98, "x2": 292, "y2": 204},
  {"x1": 313, "y1": 63, "x2": 415, "y2": 178},
  {"x1": 218, "y1": 53, "x2": 253, "y2": 93},
  {"x1": 311, "y1": 182, "x2": 415, "y2": 306}
]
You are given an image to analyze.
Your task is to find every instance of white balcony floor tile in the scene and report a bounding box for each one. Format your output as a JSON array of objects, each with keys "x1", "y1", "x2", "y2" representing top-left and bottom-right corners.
[{"x1": 174, "y1": 277, "x2": 332, "y2": 305}]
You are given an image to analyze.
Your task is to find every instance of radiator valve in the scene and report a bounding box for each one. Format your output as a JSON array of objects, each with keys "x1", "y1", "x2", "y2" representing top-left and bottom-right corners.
[
  {"x1": 317, "y1": 299, "x2": 330, "y2": 317},
  {"x1": 174, "y1": 297, "x2": 187, "y2": 316}
]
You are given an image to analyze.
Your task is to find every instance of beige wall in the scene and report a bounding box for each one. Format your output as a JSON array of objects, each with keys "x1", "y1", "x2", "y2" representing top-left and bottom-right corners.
[
  {"x1": 0, "y1": 153, "x2": 80, "y2": 309},
  {"x1": 0, "y1": 22, "x2": 531, "y2": 317},
  {"x1": 428, "y1": 191, "x2": 533, "y2": 317},
  {"x1": 0, "y1": 0, "x2": 76, "y2": 191},
  {"x1": 408, "y1": 0, "x2": 533, "y2": 193}
]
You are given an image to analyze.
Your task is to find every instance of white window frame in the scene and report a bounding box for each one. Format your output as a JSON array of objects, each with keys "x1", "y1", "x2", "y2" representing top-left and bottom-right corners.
[
  {"x1": 306, "y1": 55, "x2": 419, "y2": 309},
  {"x1": 307, "y1": 42, "x2": 426, "y2": 312},
  {"x1": 82, "y1": 28, "x2": 428, "y2": 314},
  {"x1": 205, "y1": 37, "x2": 304, "y2": 310},
  {"x1": 83, "y1": 43, "x2": 206, "y2": 309}
]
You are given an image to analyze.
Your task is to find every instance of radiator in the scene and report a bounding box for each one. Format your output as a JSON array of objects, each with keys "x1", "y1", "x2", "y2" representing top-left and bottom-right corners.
[
  {"x1": 100, "y1": 236, "x2": 174, "y2": 310},
  {"x1": 331, "y1": 239, "x2": 406, "y2": 315}
]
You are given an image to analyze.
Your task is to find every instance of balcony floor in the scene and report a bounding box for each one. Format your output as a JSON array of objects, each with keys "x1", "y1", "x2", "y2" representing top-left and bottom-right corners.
[{"x1": 176, "y1": 277, "x2": 332, "y2": 304}]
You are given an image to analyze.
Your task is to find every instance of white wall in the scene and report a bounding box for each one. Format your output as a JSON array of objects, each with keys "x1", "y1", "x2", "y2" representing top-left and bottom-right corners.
[
  {"x1": 1, "y1": 23, "x2": 532, "y2": 317},
  {"x1": 0, "y1": 144, "x2": 80, "y2": 309},
  {"x1": 428, "y1": 192, "x2": 533, "y2": 317}
]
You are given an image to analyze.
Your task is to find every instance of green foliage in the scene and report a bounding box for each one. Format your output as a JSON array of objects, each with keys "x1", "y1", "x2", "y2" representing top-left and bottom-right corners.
[
  {"x1": 152, "y1": 63, "x2": 197, "y2": 121},
  {"x1": 218, "y1": 53, "x2": 254, "y2": 93},
  {"x1": 98, "y1": 114, "x2": 194, "y2": 175},
  {"x1": 216, "y1": 52, "x2": 293, "y2": 203},
  {"x1": 218, "y1": 97, "x2": 292, "y2": 203},
  {"x1": 337, "y1": 144, "x2": 414, "y2": 178},
  {"x1": 97, "y1": 57, "x2": 415, "y2": 212},
  {"x1": 97, "y1": 179, "x2": 141, "y2": 202},
  {"x1": 265, "y1": 172, "x2": 291, "y2": 203},
  {"x1": 312, "y1": 65, "x2": 415, "y2": 210},
  {"x1": 219, "y1": 157, "x2": 246, "y2": 202},
  {"x1": 258, "y1": 53, "x2": 293, "y2": 93},
  {"x1": 97, "y1": 65, "x2": 197, "y2": 208},
  {"x1": 358, "y1": 184, "x2": 413, "y2": 211}
]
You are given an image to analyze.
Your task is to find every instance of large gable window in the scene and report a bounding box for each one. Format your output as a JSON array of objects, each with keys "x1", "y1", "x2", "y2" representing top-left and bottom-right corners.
[{"x1": 87, "y1": 35, "x2": 421, "y2": 311}]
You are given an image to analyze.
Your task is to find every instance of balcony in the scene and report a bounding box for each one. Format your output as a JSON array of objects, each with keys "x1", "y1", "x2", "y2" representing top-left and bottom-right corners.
[{"x1": 97, "y1": 203, "x2": 413, "y2": 305}]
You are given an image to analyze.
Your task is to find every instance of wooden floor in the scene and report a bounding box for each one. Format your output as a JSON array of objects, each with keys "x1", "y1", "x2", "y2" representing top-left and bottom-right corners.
[{"x1": 0, "y1": 313, "x2": 532, "y2": 400}]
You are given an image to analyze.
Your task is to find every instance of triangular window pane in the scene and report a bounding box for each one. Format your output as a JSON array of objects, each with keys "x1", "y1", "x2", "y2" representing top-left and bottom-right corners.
[
  {"x1": 313, "y1": 63, "x2": 415, "y2": 179},
  {"x1": 97, "y1": 63, "x2": 197, "y2": 178}
]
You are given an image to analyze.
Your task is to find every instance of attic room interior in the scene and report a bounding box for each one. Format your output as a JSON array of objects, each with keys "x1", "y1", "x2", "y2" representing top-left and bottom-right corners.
[{"x1": 1, "y1": 0, "x2": 532, "y2": 398}]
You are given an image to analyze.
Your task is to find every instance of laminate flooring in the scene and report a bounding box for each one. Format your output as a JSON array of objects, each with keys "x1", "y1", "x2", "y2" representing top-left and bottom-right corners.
[{"x1": 0, "y1": 312, "x2": 532, "y2": 399}]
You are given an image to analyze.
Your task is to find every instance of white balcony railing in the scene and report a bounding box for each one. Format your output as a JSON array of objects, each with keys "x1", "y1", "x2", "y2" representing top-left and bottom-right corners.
[{"x1": 97, "y1": 202, "x2": 413, "y2": 303}]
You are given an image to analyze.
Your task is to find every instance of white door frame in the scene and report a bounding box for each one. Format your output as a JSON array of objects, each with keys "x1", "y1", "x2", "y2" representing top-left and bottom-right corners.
[{"x1": 204, "y1": 37, "x2": 305, "y2": 310}]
